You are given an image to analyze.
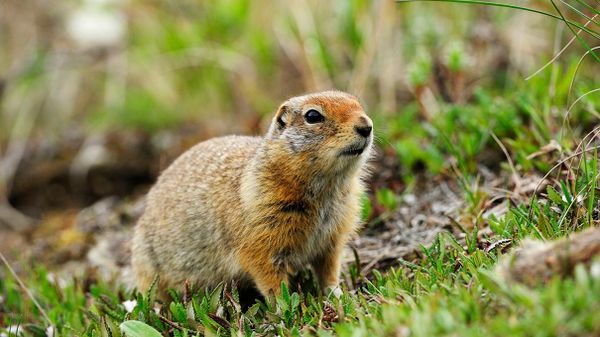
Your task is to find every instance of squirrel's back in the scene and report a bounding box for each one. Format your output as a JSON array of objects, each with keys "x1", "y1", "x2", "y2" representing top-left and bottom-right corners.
[{"x1": 132, "y1": 135, "x2": 262, "y2": 291}]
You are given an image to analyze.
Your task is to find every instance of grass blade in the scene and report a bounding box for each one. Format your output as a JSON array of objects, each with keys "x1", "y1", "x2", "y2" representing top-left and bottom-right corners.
[
  {"x1": 559, "y1": 0, "x2": 600, "y2": 28},
  {"x1": 549, "y1": 0, "x2": 600, "y2": 63},
  {"x1": 573, "y1": 0, "x2": 600, "y2": 15},
  {"x1": 526, "y1": 14, "x2": 598, "y2": 81},
  {"x1": 396, "y1": 0, "x2": 600, "y2": 41}
]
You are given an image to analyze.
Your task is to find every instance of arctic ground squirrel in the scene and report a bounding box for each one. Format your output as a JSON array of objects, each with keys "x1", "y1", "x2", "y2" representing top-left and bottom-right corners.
[{"x1": 131, "y1": 90, "x2": 373, "y2": 297}]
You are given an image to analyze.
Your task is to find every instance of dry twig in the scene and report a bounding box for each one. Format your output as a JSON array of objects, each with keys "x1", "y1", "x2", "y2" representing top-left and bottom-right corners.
[{"x1": 497, "y1": 226, "x2": 600, "y2": 286}]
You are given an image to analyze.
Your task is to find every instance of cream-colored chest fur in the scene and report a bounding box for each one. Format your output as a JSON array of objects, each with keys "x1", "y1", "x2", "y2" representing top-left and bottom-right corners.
[{"x1": 289, "y1": 180, "x2": 360, "y2": 270}]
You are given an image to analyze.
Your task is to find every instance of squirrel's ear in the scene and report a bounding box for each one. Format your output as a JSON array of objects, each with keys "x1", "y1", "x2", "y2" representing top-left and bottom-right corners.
[{"x1": 274, "y1": 104, "x2": 289, "y2": 130}]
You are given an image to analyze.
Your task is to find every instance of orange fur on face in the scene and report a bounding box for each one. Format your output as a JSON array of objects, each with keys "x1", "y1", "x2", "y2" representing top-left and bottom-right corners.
[
  {"x1": 131, "y1": 90, "x2": 373, "y2": 298},
  {"x1": 305, "y1": 96, "x2": 362, "y2": 122}
]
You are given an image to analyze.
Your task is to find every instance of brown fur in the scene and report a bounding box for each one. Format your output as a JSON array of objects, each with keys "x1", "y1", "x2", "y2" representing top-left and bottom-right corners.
[{"x1": 131, "y1": 90, "x2": 373, "y2": 297}]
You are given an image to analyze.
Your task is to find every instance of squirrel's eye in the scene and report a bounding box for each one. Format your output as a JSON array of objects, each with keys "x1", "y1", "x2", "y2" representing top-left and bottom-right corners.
[{"x1": 304, "y1": 109, "x2": 324, "y2": 124}]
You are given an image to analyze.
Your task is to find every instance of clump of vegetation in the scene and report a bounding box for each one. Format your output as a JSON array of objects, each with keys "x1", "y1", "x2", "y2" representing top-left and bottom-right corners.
[{"x1": 2, "y1": 160, "x2": 599, "y2": 336}]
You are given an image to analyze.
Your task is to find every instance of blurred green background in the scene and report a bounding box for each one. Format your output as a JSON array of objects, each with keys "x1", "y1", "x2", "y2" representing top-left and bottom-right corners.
[
  {"x1": 0, "y1": 0, "x2": 598, "y2": 217},
  {"x1": 2, "y1": 0, "x2": 595, "y2": 134}
]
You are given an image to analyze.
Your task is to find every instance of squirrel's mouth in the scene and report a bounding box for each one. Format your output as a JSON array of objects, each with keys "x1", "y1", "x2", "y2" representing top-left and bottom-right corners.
[{"x1": 340, "y1": 143, "x2": 368, "y2": 156}]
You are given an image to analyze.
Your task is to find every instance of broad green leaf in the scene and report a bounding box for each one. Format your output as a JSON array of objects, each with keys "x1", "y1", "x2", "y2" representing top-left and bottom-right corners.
[
  {"x1": 547, "y1": 185, "x2": 563, "y2": 205},
  {"x1": 119, "y1": 320, "x2": 162, "y2": 337}
]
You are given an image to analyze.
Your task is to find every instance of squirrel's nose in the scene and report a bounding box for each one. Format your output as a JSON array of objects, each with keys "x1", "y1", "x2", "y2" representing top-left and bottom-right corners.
[{"x1": 354, "y1": 125, "x2": 372, "y2": 138}]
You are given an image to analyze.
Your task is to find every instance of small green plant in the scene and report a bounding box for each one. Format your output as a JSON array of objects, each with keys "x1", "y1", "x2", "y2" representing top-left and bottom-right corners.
[
  {"x1": 376, "y1": 188, "x2": 398, "y2": 212},
  {"x1": 407, "y1": 51, "x2": 433, "y2": 88},
  {"x1": 360, "y1": 193, "x2": 373, "y2": 222}
]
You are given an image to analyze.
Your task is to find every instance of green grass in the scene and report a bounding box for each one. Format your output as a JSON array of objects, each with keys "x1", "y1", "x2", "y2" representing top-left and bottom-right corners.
[{"x1": 1, "y1": 165, "x2": 599, "y2": 336}]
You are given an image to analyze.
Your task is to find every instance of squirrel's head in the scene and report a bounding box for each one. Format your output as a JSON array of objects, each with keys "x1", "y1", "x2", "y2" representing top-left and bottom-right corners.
[{"x1": 265, "y1": 90, "x2": 373, "y2": 174}]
